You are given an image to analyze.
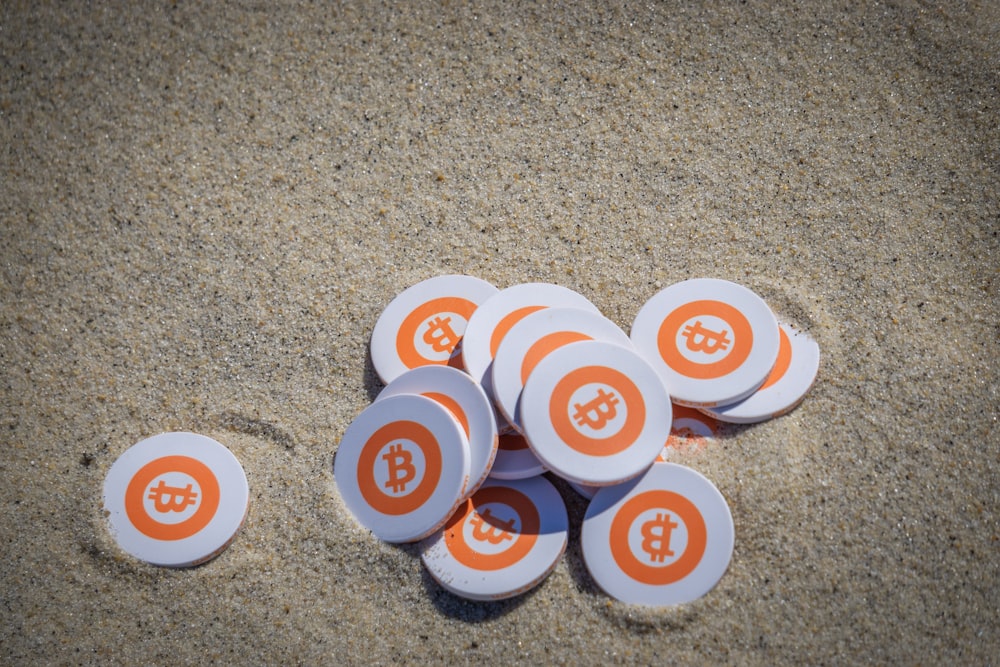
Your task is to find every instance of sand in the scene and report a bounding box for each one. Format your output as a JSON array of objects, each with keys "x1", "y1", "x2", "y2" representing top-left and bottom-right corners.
[{"x1": 2, "y1": 1, "x2": 997, "y2": 663}]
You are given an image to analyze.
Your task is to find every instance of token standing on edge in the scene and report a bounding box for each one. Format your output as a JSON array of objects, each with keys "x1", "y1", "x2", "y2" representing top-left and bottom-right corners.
[{"x1": 103, "y1": 432, "x2": 250, "y2": 568}]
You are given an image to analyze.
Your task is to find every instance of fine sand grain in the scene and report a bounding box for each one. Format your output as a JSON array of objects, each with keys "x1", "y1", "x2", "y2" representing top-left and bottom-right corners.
[{"x1": 1, "y1": 1, "x2": 997, "y2": 664}]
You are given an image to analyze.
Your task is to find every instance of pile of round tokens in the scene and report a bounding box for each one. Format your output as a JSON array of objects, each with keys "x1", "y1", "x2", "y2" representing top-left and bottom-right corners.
[{"x1": 334, "y1": 275, "x2": 819, "y2": 605}]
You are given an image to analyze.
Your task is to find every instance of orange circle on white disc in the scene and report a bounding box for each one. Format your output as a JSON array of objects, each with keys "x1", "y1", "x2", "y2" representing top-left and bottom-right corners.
[
  {"x1": 582, "y1": 462, "x2": 734, "y2": 606},
  {"x1": 421, "y1": 476, "x2": 567, "y2": 600},
  {"x1": 370, "y1": 275, "x2": 499, "y2": 384},
  {"x1": 631, "y1": 279, "x2": 779, "y2": 407},
  {"x1": 334, "y1": 394, "x2": 470, "y2": 543},
  {"x1": 103, "y1": 432, "x2": 249, "y2": 567},
  {"x1": 520, "y1": 340, "x2": 671, "y2": 487}
]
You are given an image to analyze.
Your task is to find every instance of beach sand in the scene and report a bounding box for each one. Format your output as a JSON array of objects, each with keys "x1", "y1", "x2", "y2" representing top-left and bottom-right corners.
[{"x1": 2, "y1": 1, "x2": 997, "y2": 663}]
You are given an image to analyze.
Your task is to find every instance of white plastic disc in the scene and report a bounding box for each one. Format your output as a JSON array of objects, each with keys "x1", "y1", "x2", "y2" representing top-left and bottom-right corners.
[
  {"x1": 333, "y1": 394, "x2": 471, "y2": 543},
  {"x1": 489, "y1": 432, "x2": 546, "y2": 480},
  {"x1": 370, "y1": 275, "x2": 499, "y2": 384},
  {"x1": 492, "y1": 307, "x2": 632, "y2": 434},
  {"x1": 461, "y1": 283, "x2": 599, "y2": 403},
  {"x1": 103, "y1": 432, "x2": 249, "y2": 567},
  {"x1": 375, "y1": 365, "x2": 498, "y2": 499},
  {"x1": 421, "y1": 476, "x2": 568, "y2": 600},
  {"x1": 581, "y1": 462, "x2": 734, "y2": 606},
  {"x1": 630, "y1": 278, "x2": 780, "y2": 407},
  {"x1": 520, "y1": 341, "x2": 672, "y2": 486},
  {"x1": 700, "y1": 322, "x2": 820, "y2": 424}
]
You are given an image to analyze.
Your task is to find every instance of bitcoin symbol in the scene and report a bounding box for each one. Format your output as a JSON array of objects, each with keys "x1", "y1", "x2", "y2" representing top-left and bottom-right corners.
[
  {"x1": 147, "y1": 479, "x2": 198, "y2": 513},
  {"x1": 382, "y1": 443, "x2": 416, "y2": 494},
  {"x1": 469, "y1": 508, "x2": 516, "y2": 544},
  {"x1": 641, "y1": 512, "x2": 679, "y2": 563},
  {"x1": 572, "y1": 388, "x2": 619, "y2": 430},
  {"x1": 681, "y1": 320, "x2": 731, "y2": 355},
  {"x1": 422, "y1": 316, "x2": 459, "y2": 354}
]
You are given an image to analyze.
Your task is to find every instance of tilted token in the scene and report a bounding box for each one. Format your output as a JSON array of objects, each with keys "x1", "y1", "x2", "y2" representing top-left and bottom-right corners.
[
  {"x1": 520, "y1": 340, "x2": 672, "y2": 487},
  {"x1": 630, "y1": 278, "x2": 780, "y2": 407},
  {"x1": 103, "y1": 432, "x2": 249, "y2": 567},
  {"x1": 333, "y1": 394, "x2": 470, "y2": 543},
  {"x1": 370, "y1": 274, "x2": 499, "y2": 384},
  {"x1": 492, "y1": 307, "x2": 633, "y2": 434},
  {"x1": 700, "y1": 322, "x2": 820, "y2": 424},
  {"x1": 489, "y1": 432, "x2": 546, "y2": 480},
  {"x1": 461, "y1": 283, "x2": 599, "y2": 408},
  {"x1": 421, "y1": 476, "x2": 568, "y2": 600},
  {"x1": 581, "y1": 462, "x2": 734, "y2": 606},
  {"x1": 376, "y1": 365, "x2": 498, "y2": 499}
]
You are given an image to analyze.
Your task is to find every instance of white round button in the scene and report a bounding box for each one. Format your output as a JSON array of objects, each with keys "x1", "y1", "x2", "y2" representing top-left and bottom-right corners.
[{"x1": 103, "y1": 432, "x2": 249, "y2": 567}]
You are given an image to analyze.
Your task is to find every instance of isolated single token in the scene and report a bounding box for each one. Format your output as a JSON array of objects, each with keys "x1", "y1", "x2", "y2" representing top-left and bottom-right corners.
[
  {"x1": 102, "y1": 432, "x2": 249, "y2": 567},
  {"x1": 489, "y1": 432, "x2": 546, "y2": 480},
  {"x1": 630, "y1": 278, "x2": 780, "y2": 407},
  {"x1": 520, "y1": 341, "x2": 672, "y2": 486},
  {"x1": 582, "y1": 462, "x2": 734, "y2": 606},
  {"x1": 701, "y1": 323, "x2": 820, "y2": 424},
  {"x1": 492, "y1": 307, "x2": 633, "y2": 433},
  {"x1": 421, "y1": 476, "x2": 568, "y2": 600},
  {"x1": 334, "y1": 394, "x2": 471, "y2": 543},
  {"x1": 370, "y1": 275, "x2": 499, "y2": 384},
  {"x1": 461, "y1": 283, "x2": 600, "y2": 403},
  {"x1": 376, "y1": 365, "x2": 498, "y2": 499}
]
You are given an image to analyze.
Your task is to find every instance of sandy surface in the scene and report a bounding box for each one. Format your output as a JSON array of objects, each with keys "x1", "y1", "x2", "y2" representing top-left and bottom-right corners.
[{"x1": 2, "y1": 1, "x2": 998, "y2": 664}]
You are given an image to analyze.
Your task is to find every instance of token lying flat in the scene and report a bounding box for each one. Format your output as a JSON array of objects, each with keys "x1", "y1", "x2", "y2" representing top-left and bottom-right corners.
[
  {"x1": 492, "y1": 307, "x2": 633, "y2": 434},
  {"x1": 376, "y1": 365, "x2": 498, "y2": 499},
  {"x1": 103, "y1": 432, "x2": 249, "y2": 567},
  {"x1": 461, "y1": 283, "x2": 599, "y2": 407},
  {"x1": 581, "y1": 462, "x2": 734, "y2": 606},
  {"x1": 370, "y1": 275, "x2": 499, "y2": 384},
  {"x1": 421, "y1": 476, "x2": 568, "y2": 600},
  {"x1": 630, "y1": 278, "x2": 780, "y2": 407},
  {"x1": 520, "y1": 340, "x2": 672, "y2": 487},
  {"x1": 489, "y1": 432, "x2": 546, "y2": 480},
  {"x1": 700, "y1": 322, "x2": 820, "y2": 423},
  {"x1": 334, "y1": 394, "x2": 470, "y2": 543}
]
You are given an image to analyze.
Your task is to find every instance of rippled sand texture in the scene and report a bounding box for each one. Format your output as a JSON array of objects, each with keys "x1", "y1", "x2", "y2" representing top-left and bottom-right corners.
[{"x1": 2, "y1": 1, "x2": 997, "y2": 664}]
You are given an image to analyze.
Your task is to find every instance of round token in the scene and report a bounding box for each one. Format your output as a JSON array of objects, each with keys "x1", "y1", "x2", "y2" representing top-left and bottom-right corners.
[
  {"x1": 461, "y1": 283, "x2": 600, "y2": 404},
  {"x1": 375, "y1": 365, "x2": 498, "y2": 499},
  {"x1": 333, "y1": 394, "x2": 471, "y2": 543},
  {"x1": 102, "y1": 432, "x2": 249, "y2": 567},
  {"x1": 581, "y1": 462, "x2": 734, "y2": 606},
  {"x1": 489, "y1": 432, "x2": 546, "y2": 480},
  {"x1": 700, "y1": 322, "x2": 820, "y2": 423},
  {"x1": 370, "y1": 275, "x2": 499, "y2": 384},
  {"x1": 630, "y1": 278, "x2": 780, "y2": 407},
  {"x1": 421, "y1": 476, "x2": 568, "y2": 600},
  {"x1": 492, "y1": 307, "x2": 633, "y2": 434},
  {"x1": 520, "y1": 340, "x2": 672, "y2": 486}
]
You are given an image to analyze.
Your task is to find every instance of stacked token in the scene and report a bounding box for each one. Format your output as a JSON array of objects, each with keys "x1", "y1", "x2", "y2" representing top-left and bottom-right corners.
[{"x1": 335, "y1": 274, "x2": 820, "y2": 606}]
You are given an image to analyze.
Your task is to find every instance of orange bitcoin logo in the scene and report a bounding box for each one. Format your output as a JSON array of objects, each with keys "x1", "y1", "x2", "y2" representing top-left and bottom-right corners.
[
  {"x1": 396, "y1": 297, "x2": 477, "y2": 369},
  {"x1": 610, "y1": 490, "x2": 706, "y2": 585},
  {"x1": 572, "y1": 388, "x2": 620, "y2": 430},
  {"x1": 641, "y1": 512, "x2": 679, "y2": 562},
  {"x1": 125, "y1": 456, "x2": 220, "y2": 541},
  {"x1": 550, "y1": 366, "x2": 645, "y2": 456},
  {"x1": 469, "y1": 508, "x2": 515, "y2": 544},
  {"x1": 657, "y1": 300, "x2": 753, "y2": 380},
  {"x1": 382, "y1": 443, "x2": 416, "y2": 493},
  {"x1": 681, "y1": 321, "x2": 730, "y2": 354},
  {"x1": 423, "y1": 316, "x2": 459, "y2": 353},
  {"x1": 445, "y1": 486, "x2": 539, "y2": 571},
  {"x1": 357, "y1": 421, "x2": 443, "y2": 516}
]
